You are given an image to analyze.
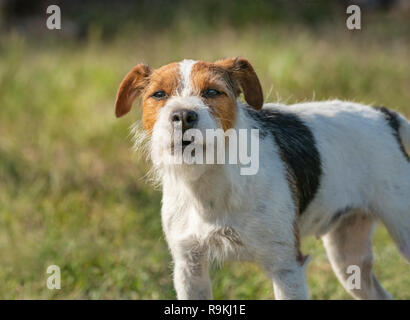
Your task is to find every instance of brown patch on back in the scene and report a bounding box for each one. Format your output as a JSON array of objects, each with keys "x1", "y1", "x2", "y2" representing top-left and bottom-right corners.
[{"x1": 141, "y1": 62, "x2": 180, "y2": 132}]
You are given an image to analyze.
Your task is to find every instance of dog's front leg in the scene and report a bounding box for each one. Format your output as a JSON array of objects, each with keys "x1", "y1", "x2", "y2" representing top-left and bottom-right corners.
[
  {"x1": 270, "y1": 260, "x2": 309, "y2": 300},
  {"x1": 258, "y1": 243, "x2": 310, "y2": 299},
  {"x1": 171, "y1": 239, "x2": 213, "y2": 300}
]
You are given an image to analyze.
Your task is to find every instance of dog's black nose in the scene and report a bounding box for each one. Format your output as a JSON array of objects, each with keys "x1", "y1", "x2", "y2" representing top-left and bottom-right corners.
[{"x1": 171, "y1": 109, "x2": 198, "y2": 131}]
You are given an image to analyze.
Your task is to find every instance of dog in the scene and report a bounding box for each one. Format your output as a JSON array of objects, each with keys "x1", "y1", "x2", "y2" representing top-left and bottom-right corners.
[{"x1": 115, "y1": 57, "x2": 410, "y2": 300}]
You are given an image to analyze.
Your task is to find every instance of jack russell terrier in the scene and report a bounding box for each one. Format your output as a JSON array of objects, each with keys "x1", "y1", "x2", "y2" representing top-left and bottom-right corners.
[{"x1": 115, "y1": 57, "x2": 410, "y2": 300}]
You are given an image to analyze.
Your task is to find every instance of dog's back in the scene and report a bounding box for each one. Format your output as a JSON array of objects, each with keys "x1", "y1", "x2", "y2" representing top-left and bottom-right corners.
[{"x1": 261, "y1": 100, "x2": 410, "y2": 261}]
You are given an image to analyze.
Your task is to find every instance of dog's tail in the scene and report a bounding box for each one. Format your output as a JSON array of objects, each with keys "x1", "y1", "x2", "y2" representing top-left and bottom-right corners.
[{"x1": 398, "y1": 113, "x2": 410, "y2": 155}]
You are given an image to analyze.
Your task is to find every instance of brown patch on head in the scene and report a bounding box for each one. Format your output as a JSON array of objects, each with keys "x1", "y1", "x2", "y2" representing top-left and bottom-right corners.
[
  {"x1": 115, "y1": 62, "x2": 180, "y2": 133},
  {"x1": 190, "y1": 58, "x2": 264, "y2": 130},
  {"x1": 115, "y1": 63, "x2": 152, "y2": 118},
  {"x1": 214, "y1": 57, "x2": 264, "y2": 110},
  {"x1": 115, "y1": 58, "x2": 263, "y2": 133},
  {"x1": 191, "y1": 61, "x2": 238, "y2": 130},
  {"x1": 140, "y1": 63, "x2": 180, "y2": 132}
]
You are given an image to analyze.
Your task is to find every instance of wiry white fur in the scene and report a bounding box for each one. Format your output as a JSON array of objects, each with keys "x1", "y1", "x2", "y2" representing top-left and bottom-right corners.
[
  {"x1": 129, "y1": 62, "x2": 410, "y2": 300},
  {"x1": 178, "y1": 59, "x2": 197, "y2": 97}
]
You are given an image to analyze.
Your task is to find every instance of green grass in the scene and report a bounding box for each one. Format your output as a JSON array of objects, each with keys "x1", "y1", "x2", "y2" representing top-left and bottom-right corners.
[{"x1": 0, "y1": 23, "x2": 409, "y2": 299}]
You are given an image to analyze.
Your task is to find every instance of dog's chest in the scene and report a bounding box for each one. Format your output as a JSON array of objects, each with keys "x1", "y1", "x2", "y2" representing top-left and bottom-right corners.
[{"x1": 162, "y1": 193, "x2": 249, "y2": 261}]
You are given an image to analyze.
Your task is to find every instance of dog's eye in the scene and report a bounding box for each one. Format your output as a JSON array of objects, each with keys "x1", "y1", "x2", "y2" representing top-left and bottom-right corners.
[
  {"x1": 202, "y1": 88, "x2": 222, "y2": 98},
  {"x1": 151, "y1": 90, "x2": 167, "y2": 100}
]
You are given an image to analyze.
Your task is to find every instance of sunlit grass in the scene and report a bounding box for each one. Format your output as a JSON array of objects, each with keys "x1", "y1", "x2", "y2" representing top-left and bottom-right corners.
[{"x1": 0, "y1": 24, "x2": 409, "y2": 299}]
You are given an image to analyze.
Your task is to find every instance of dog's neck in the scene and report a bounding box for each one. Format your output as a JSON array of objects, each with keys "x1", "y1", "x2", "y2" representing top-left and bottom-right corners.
[{"x1": 162, "y1": 163, "x2": 248, "y2": 220}]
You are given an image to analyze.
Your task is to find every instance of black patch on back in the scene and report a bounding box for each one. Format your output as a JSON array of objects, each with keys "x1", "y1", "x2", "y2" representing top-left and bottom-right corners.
[
  {"x1": 245, "y1": 107, "x2": 322, "y2": 214},
  {"x1": 375, "y1": 106, "x2": 409, "y2": 161}
]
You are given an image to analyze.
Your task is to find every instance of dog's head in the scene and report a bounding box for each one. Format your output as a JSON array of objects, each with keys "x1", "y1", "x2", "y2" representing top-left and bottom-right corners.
[{"x1": 115, "y1": 58, "x2": 263, "y2": 178}]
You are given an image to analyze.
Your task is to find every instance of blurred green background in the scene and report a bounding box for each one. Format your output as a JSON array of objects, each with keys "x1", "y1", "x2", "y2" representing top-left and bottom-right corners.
[{"x1": 0, "y1": 0, "x2": 409, "y2": 299}]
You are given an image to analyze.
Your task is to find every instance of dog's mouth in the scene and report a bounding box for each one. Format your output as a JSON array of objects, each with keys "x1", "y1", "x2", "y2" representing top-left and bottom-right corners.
[
  {"x1": 171, "y1": 137, "x2": 195, "y2": 153},
  {"x1": 182, "y1": 139, "x2": 193, "y2": 149}
]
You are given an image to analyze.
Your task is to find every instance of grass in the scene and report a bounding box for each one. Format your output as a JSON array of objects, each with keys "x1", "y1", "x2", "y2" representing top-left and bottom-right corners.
[{"x1": 0, "y1": 21, "x2": 409, "y2": 299}]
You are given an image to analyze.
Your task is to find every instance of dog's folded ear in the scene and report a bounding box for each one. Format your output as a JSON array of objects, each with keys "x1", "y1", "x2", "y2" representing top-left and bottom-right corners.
[
  {"x1": 214, "y1": 57, "x2": 263, "y2": 110},
  {"x1": 115, "y1": 64, "x2": 152, "y2": 117}
]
